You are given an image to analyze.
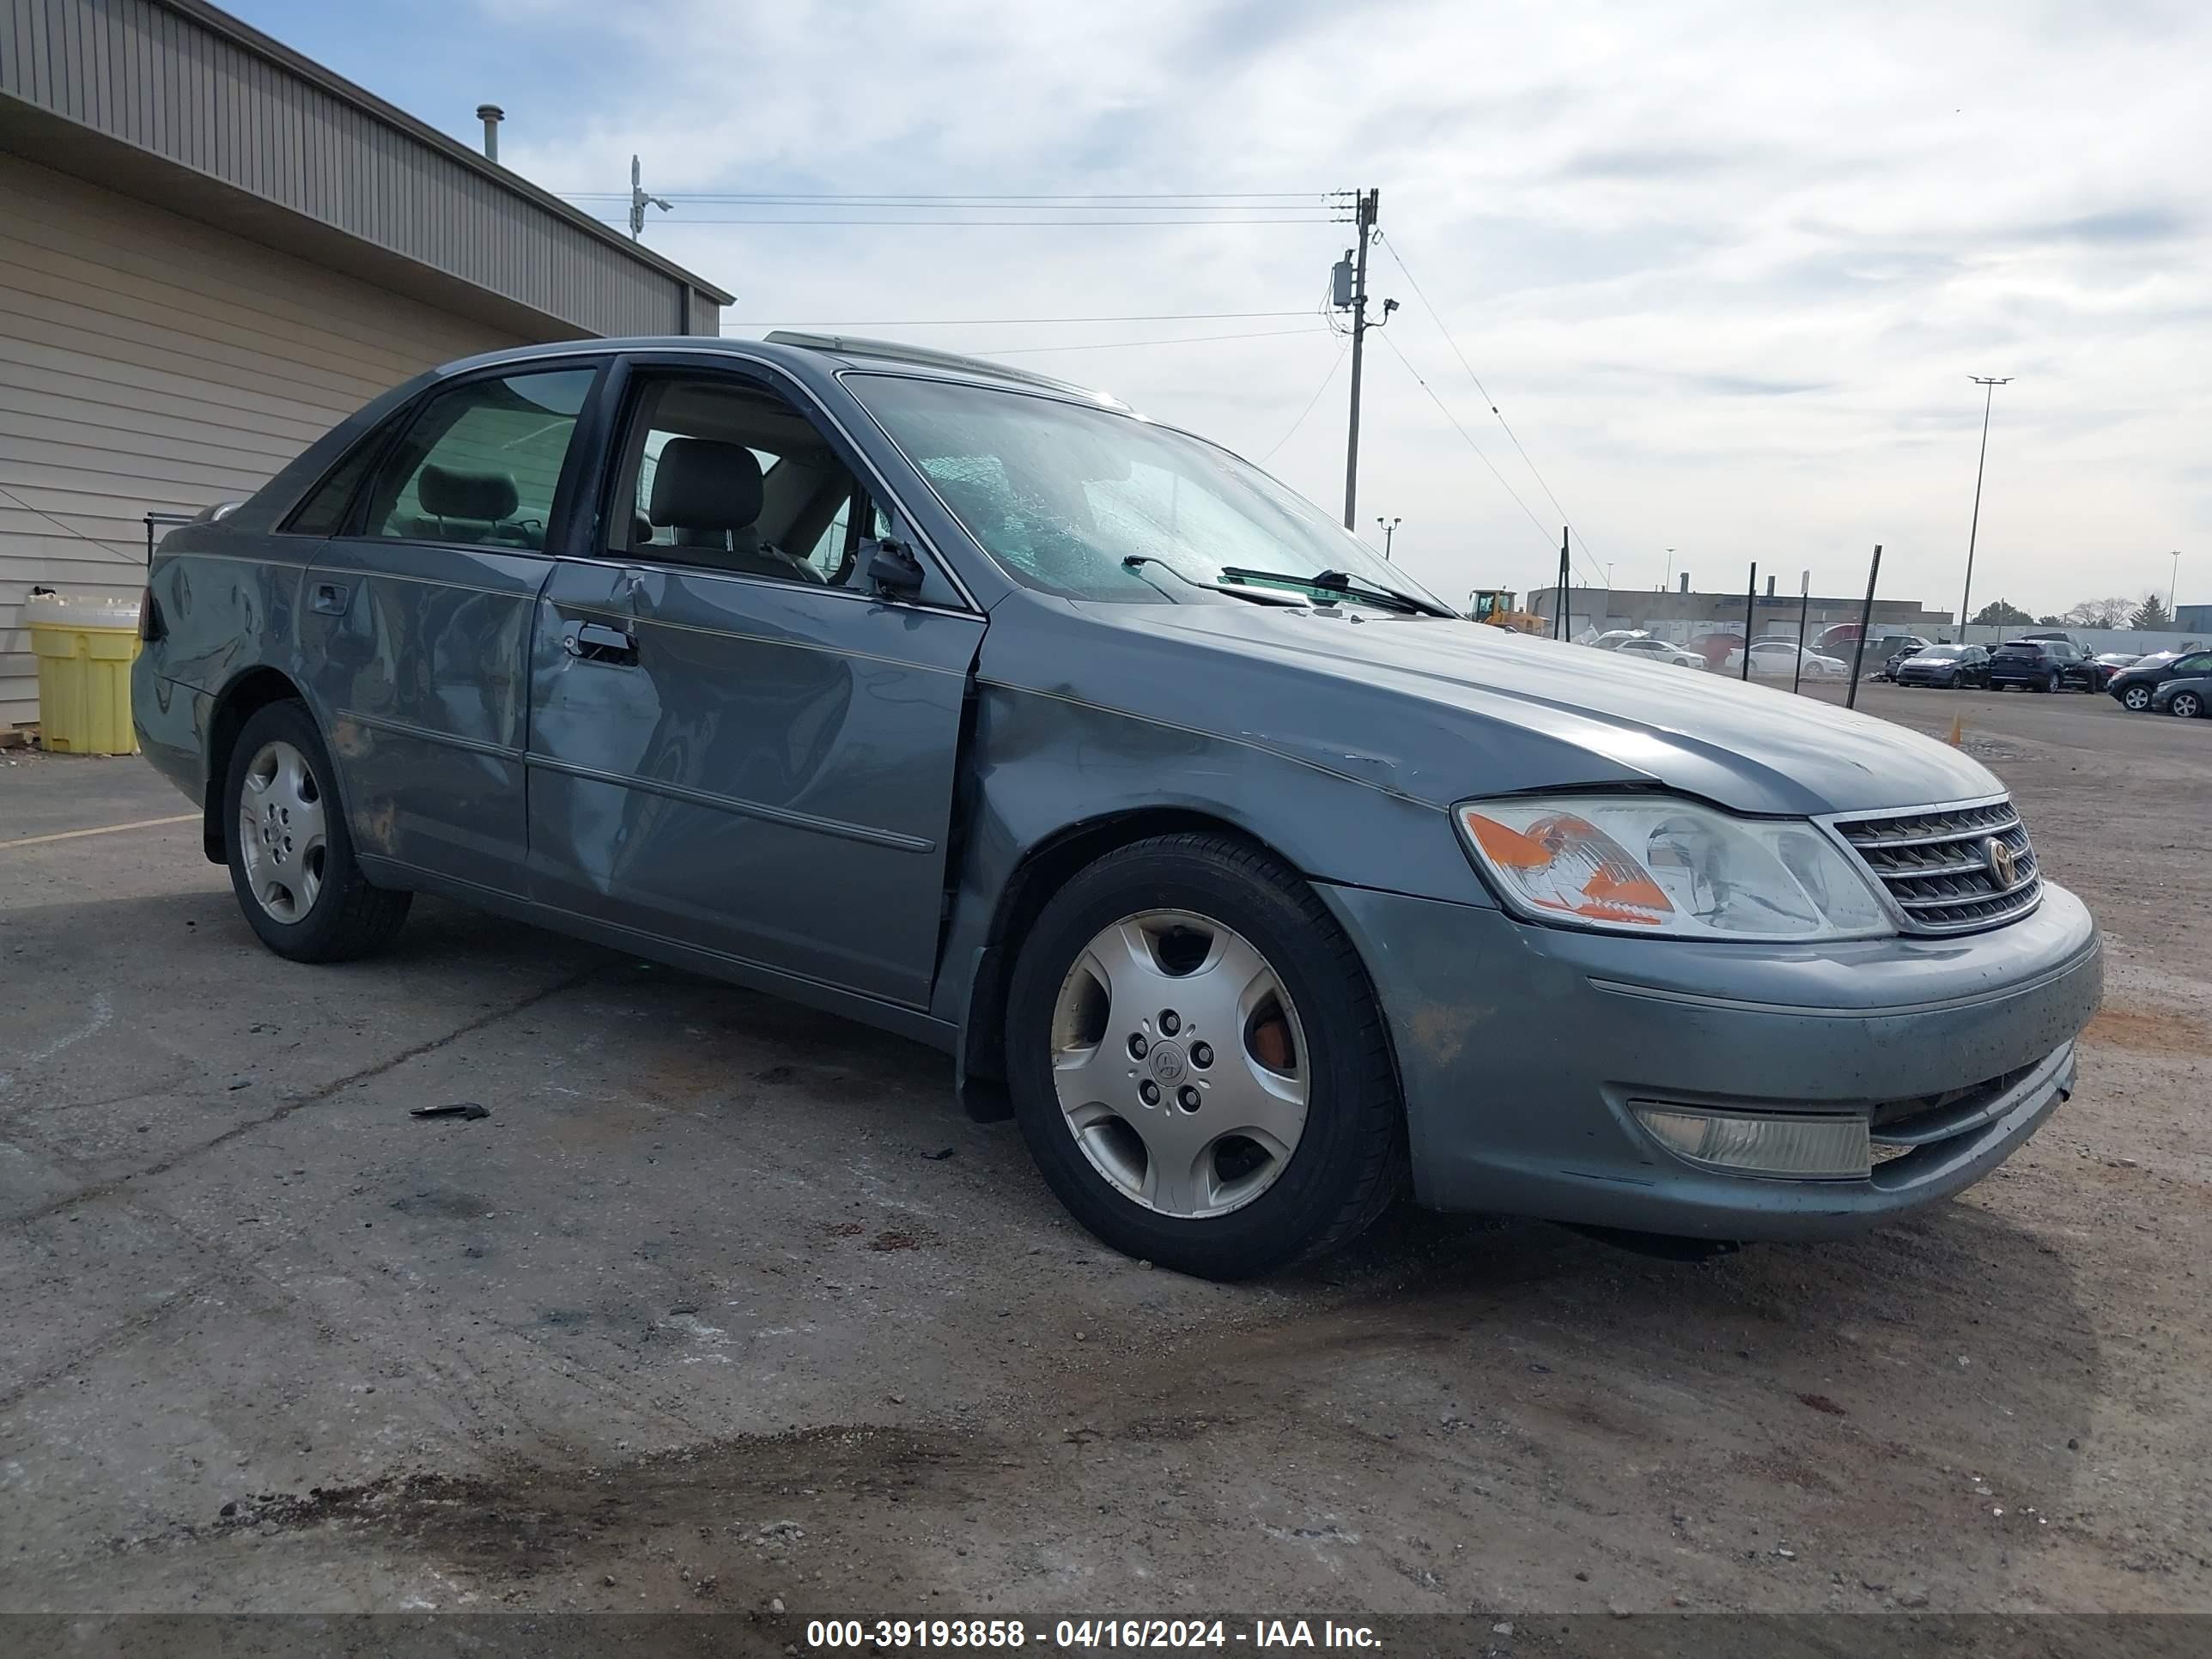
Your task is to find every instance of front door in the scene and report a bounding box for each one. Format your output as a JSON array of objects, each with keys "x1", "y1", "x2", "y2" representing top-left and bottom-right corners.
[
  {"x1": 525, "y1": 365, "x2": 982, "y2": 1010},
  {"x1": 301, "y1": 363, "x2": 599, "y2": 894}
]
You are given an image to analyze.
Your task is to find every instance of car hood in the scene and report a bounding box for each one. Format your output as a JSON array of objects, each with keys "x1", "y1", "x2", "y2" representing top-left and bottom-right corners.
[{"x1": 1054, "y1": 601, "x2": 2002, "y2": 817}]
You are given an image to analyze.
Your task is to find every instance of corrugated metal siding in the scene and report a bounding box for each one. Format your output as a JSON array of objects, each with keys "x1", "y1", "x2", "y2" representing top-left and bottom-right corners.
[
  {"x1": 0, "y1": 149, "x2": 522, "y2": 725},
  {"x1": 2, "y1": 0, "x2": 700, "y2": 338}
]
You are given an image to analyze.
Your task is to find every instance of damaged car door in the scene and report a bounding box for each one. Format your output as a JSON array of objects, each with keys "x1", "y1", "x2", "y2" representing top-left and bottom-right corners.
[{"x1": 523, "y1": 359, "x2": 983, "y2": 1011}]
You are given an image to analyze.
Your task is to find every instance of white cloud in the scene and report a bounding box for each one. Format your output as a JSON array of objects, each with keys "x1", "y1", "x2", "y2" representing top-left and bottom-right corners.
[{"x1": 460, "y1": 0, "x2": 2212, "y2": 616}]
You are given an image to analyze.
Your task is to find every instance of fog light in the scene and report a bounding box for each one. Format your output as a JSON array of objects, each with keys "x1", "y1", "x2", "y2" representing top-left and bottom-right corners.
[{"x1": 1631, "y1": 1104, "x2": 1869, "y2": 1179}]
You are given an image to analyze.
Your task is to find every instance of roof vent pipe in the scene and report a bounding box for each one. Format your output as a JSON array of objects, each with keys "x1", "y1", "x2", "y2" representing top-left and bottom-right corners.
[{"x1": 476, "y1": 104, "x2": 504, "y2": 162}]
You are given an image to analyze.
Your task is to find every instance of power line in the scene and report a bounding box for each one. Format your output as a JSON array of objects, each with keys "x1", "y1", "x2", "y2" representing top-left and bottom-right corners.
[
  {"x1": 726, "y1": 309, "x2": 1312, "y2": 327},
  {"x1": 1374, "y1": 232, "x2": 1607, "y2": 588},
  {"x1": 1373, "y1": 332, "x2": 1559, "y2": 557},
  {"x1": 987, "y1": 326, "x2": 1330, "y2": 356},
  {"x1": 592, "y1": 216, "x2": 1343, "y2": 228},
  {"x1": 1258, "y1": 343, "x2": 1350, "y2": 464},
  {"x1": 559, "y1": 190, "x2": 1349, "y2": 203}
]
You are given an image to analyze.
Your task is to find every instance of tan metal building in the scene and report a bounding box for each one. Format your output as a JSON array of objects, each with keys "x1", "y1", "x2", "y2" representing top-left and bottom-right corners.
[{"x1": 0, "y1": 0, "x2": 732, "y2": 728}]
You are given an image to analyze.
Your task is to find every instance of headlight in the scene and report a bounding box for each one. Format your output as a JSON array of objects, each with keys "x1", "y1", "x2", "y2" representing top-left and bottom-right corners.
[{"x1": 1453, "y1": 794, "x2": 1893, "y2": 941}]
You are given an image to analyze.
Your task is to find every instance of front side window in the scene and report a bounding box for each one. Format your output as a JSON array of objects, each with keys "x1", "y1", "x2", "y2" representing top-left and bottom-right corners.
[
  {"x1": 361, "y1": 368, "x2": 595, "y2": 550},
  {"x1": 848, "y1": 374, "x2": 1447, "y2": 613},
  {"x1": 610, "y1": 375, "x2": 882, "y2": 589}
]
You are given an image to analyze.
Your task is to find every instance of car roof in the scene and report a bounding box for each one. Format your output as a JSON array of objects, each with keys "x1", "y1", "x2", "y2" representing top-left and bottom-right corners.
[{"x1": 419, "y1": 332, "x2": 1134, "y2": 411}]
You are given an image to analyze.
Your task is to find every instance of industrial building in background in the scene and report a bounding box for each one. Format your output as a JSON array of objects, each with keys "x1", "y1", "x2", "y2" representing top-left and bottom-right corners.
[
  {"x1": 1529, "y1": 579, "x2": 1953, "y2": 644},
  {"x1": 0, "y1": 0, "x2": 731, "y2": 729}
]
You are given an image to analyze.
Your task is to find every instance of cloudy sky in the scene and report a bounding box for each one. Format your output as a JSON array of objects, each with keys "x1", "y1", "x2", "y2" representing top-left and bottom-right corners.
[{"x1": 241, "y1": 0, "x2": 2209, "y2": 619}]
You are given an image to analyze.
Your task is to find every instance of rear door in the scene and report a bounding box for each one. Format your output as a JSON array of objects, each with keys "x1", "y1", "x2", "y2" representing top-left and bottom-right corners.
[
  {"x1": 525, "y1": 359, "x2": 983, "y2": 1009},
  {"x1": 301, "y1": 362, "x2": 603, "y2": 894}
]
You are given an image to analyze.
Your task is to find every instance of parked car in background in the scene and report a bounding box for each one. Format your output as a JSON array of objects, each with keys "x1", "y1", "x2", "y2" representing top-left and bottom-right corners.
[
  {"x1": 1613, "y1": 637, "x2": 1707, "y2": 669},
  {"x1": 130, "y1": 332, "x2": 2103, "y2": 1279},
  {"x1": 2148, "y1": 674, "x2": 2212, "y2": 719},
  {"x1": 1589, "y1": 629, "x2": 1652, "y2": 651},
  {"x1": 1893, "y1": 644, "x2": 1990, "y2": 689},
  {"x1": 2108, "y1": 650, "x2": 2212, "y2": 711},
  {"x1": 1725, "y1": 640, "x2": 1846, "y2": 678},
  {"x1": 1685, "y1": 630, "x2": 1746, "y2": 671},
  {"x1": 1987, "y1": 639, "x2": 2094, "y2": 692},
  {"x1": 1864, "y1": 634, "x2": 1934, "y2": 678},
  {"x1": 2081, "y1": 652, "x2": 2142, "y2": 692}
]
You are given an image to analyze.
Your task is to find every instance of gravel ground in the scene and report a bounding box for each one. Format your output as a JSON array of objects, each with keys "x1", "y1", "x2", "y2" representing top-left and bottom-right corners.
[{"x1": 0, "y1": 682, "x2": 2205, "y2": 1635}]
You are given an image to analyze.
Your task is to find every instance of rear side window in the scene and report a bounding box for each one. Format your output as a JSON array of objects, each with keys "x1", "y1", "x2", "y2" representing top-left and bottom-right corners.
[
  {"x1": 359, "y1": 368, "x2": 596, "y2": 550},
  {"x1": 284, "y1": 435, "x2": 385, "y2": 536}
]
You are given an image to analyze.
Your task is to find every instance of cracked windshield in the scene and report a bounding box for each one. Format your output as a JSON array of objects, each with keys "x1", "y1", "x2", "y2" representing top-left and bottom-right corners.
[{"x1": 852, "y1": 374, "x2": 1447, "y2": 612}]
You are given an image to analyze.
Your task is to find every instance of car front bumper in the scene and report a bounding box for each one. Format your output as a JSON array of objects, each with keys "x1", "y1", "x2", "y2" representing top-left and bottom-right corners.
[{"x1": 1316, "y1": 880, "x2": 2101, "y2": 1240}]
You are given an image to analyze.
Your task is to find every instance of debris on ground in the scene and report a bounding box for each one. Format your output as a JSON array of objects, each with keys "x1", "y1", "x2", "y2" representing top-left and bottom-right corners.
[{"x1": 410, "y1": 1103, "x2": 490, "y2": 1121}]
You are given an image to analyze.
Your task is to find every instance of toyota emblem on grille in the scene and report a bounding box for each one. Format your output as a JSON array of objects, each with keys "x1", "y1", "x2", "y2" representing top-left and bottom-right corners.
[{"x1": 1984, "y1": 836, "x2": 2020, "y2": 887}]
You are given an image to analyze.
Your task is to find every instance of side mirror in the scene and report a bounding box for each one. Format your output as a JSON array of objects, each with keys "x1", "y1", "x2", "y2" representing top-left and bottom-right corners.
[{"x1": 865, "y1": 537, "x2": 925, "y2": 600}]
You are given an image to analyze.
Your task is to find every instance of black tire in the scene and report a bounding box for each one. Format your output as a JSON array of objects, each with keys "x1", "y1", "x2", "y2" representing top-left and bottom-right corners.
[
  {"x1": 222, "y1": 699, "x2": 410, "y2": 963},
  {"x1": 1004, "y1": 832, "x2": 1405, "y2": 1279},
  {"x1": 2172, "y1": 691, "x2": 2204, "y2": 720},
  {"x1": 2121, "y1": 684, "x2": 2152, "y2": 712}
]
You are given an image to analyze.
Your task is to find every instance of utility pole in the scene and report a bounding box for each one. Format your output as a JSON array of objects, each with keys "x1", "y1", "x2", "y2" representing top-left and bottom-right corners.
[
  {"x1": 2172, "y1": 550, "x2": 2183, "y2": 616},
  {"x1": 629, "y1": 155, "x2": 672, "y2": 240},
  {"x1": 1375, "y1": 516, "x2": 1401, "y2": 561},
  {"x1": 1333, "y1": 188, "x2": 1395, "y2": 528},
  {"x1": 1957, "y1": 375, "x2": 2012, "y2": 635}
]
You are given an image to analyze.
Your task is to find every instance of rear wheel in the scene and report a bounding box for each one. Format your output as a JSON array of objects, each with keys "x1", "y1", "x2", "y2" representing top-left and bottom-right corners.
[
  {"x1": 2172, "y1": 690, "x2": 2205, "y2": 720},
  {"x1": 223, "y1": 700, "x2": 410, "y2": 962},
  {"x1": 1005, "y1": 833, "x2": 1404, "y2": 1279}
]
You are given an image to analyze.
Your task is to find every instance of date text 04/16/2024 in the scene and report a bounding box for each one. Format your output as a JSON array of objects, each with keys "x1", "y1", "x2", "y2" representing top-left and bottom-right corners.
[{"x1": 804, "y1": 1620, "x2": 1382, "y2": 1650}]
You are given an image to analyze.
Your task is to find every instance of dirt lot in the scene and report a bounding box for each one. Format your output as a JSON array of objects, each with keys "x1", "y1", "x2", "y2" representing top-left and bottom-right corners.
[{"x1": 1, "y1": 683, "x2": 2207, "y2": 1638}]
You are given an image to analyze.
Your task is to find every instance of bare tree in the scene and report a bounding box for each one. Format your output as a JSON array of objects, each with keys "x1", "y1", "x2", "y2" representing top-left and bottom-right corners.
[{"x1": 2063, "y1": 597, "x2": 2136, "y2": 629}]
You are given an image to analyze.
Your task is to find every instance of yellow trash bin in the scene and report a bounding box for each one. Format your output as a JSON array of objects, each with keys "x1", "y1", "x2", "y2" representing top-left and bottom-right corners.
[{"x1": 24, "y1": 592, "x2": 143, "y2": 755}]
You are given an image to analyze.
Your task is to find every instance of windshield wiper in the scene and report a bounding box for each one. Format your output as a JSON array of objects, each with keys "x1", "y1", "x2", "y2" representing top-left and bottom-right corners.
[
  {"x1": 1121, "y1": 556, "x2": 1311, "y2": 607},
  {"x1": 1215, "y1": 565, "x2": 1451, "y2": 617}
]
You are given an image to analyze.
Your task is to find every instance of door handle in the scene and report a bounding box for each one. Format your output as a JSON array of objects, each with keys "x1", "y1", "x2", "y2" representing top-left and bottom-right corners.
[
  {"x1": 563, "y1": 619, "x2": 638, "y2": 665},
  {"x1": 310, "y1": 580, "x2": 350, "y2": 616}
]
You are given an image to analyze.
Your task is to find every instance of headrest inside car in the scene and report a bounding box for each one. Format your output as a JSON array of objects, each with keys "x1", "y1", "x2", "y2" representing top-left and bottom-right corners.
[
  {"x1": 650, "y1": 437, "x2": 764, "y2": 531},
  {"x1": 418, "y1": 463, "x2": 519, "y2": 522}
]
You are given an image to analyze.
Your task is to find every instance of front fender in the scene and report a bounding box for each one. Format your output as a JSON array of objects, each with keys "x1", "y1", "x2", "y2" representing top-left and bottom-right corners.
[{"x1": 928, "y1": 675, "x2": 1498, "y2": 1102}]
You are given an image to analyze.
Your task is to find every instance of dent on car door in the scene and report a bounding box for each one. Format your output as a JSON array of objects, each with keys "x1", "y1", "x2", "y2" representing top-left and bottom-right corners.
[
  {"x1": 301, "y1": 365, "x2": 599, "y2": 891},
  {"x1": 526, "y1": 364, "x2": 984, "y2": 1009}
]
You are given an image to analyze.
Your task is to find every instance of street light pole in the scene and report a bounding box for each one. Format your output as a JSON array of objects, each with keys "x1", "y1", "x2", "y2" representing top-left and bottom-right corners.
[
  {"x1": 2172, "y1": 550, "x2": 2182, "y2": 616},
  {"x1": 1958, "y1": 375, "x2": 2013, "y2": 640},
  {"x1": 1375, "y1": 516, "x2": 1401, "y2": 561}
]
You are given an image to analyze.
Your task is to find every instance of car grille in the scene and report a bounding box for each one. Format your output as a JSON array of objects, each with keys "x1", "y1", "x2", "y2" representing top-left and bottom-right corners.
[{"x1": 1830, "y1": 798, "x2": 2041, "y2": 933}]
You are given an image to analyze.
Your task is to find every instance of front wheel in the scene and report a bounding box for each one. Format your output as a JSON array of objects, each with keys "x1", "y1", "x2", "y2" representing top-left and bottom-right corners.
[
  {"x1": 223, "y1": 700, "x2": 410, "y2": 962},
  {"x1": 1004, "y1": 834, "x2": 1404, "y2": 1279},
  {"x1": 2172, "y1": 690, "x2": 2205, "y2": 720},
  {"x1": 2121, "y1": 684, "x2": 2153, "y2": 712}
]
